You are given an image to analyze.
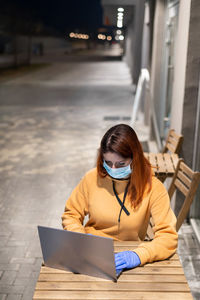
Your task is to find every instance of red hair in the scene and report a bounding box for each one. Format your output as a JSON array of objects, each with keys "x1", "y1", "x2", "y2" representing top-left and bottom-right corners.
[{"x1": 97, "y1": 124, "x2": 152, "y2": 208}]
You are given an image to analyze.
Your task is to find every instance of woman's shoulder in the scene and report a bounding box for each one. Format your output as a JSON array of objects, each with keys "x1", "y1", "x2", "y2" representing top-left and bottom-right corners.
[
  {"x1": 81, "y1": 168, "x2": 103, "y2": 190},
  {"x1": 151, "y1": 175, "x2": 168, "y2": 192},
  {"x1": 83, "y1": 167, "x2": 98, "y2": 180}
]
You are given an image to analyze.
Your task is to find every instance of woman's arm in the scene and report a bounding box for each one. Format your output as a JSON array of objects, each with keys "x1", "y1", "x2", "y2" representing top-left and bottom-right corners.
[
  {"x1": 133, "y1": 179, "x2": 178, "y2": 265},
  {"x1": 61, "y1": 175, "x2": 89, "y2": 233}
]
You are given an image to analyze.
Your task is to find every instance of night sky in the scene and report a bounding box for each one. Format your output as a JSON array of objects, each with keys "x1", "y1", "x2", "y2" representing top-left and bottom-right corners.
[{"x1": 1, "y1": 0, "x2": 103, "y2": 33}]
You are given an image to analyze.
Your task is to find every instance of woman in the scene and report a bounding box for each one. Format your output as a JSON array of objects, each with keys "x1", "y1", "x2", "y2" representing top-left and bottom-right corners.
[{"x1": 62, "y1": 124, "x2": 178, "y2": 273}]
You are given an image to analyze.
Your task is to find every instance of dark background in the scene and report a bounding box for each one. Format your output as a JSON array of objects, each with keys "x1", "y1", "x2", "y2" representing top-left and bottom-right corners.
[{"x1": 0, "y1": 0, "x2": 103, "y2": 34}]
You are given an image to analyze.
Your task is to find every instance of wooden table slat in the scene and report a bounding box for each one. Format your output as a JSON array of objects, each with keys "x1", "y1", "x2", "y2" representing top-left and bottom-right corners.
[
  {"x1": 40, "y1": 261, "x2": 182, "y2": 278},
  {"x1": 37, "y1": 273, "x2": 187, "y2": 282},
  {"x1": 163, "y1": 153, "x2": 175, "y2": 173},
  {"x1": 35, "y1": 281, "x2": 190, "y2": 292},
  {"x1": 33, "y1": 291, "x2": 193, "y2": 300},
  {"x1": 156, "y1": 153, "x2": 167, "y2": 173},
  {"x1": 125, "y1": 267, "x2": 184, "y2": 274},
  {"x1": 148, "y1": 153, "x2": 158, "y2": 172},
  {"x1": 39, "y1": 266, "x2": 185, "y2": 276}
]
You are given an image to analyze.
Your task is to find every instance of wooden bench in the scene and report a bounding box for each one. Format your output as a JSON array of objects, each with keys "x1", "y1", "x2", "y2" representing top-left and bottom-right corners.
[{"x1": 33, "y1": 241, "x2": 193, "y2": 300}]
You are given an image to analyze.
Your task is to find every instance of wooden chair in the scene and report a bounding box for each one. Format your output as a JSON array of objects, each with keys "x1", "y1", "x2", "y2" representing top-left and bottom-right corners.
[
  {"x1": 162, "y1": 129, "x2": 183, "y2": 154},
  {"x1": 168, "y1": 159, "x2": 200, "y2": 231},
  {"x1": 146, "y1": 159, "x2": 200, "y2": 239}
]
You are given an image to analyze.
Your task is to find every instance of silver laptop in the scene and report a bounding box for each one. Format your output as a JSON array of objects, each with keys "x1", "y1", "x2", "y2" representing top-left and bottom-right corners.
[{"x1": 37, "y1": 226, "x2": 122, "y2": 281}]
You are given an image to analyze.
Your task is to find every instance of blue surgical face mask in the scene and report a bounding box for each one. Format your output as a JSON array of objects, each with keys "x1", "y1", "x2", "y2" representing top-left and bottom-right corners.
[{"x1": 103, "y1": 160, "x2": 132, "y2": 179}]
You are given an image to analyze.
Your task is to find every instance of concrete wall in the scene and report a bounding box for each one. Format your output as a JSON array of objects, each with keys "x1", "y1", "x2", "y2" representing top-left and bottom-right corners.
[
  {"x1": 150, "y1": 0, "x2": 167, "y2": 139},
  {"x1": 181, "y1": 0, "x2": 200, "y2": 168},
  {"x1": 141, "y1": 2, "x2": 151, "y2": 69},
  {"x1": 131, "y1": 0, "x2": 145, "y2": 84},
  {"x1": 170, "y1": 0, "x2": 191, "y2": 134},
  {"x1": 124, "y1": 0, "x2": 145, "y2": 85},
  {"x1": 180, "y1": 0, "x2": 200, "y2": 218},
  {"x1": 124, "y1": 12, "x2": 135, "y2": 76}
]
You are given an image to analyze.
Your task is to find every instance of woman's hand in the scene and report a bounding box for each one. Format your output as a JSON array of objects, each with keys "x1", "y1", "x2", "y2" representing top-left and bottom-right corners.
[{"x1": 115, "y1": 251, "x2": 141, "y2": 272}]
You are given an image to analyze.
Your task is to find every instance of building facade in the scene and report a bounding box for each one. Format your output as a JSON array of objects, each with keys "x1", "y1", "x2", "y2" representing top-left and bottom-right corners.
[{"x1": 101, "y1": 0, "x2": 200, "y2": 240}]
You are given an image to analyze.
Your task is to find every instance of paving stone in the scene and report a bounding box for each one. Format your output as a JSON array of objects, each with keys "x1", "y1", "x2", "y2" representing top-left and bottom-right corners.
[
  {"x1": 0, "y1": 264, "x2": 20, "y2": 271},
  {"x1": 17, "y1": 267, "x2": 32, "y2": 278},
  {"x1": 0, "y1": 230, "x2": 11, "y2": 237},
  {"x1": 0, "y1": 236, "x2": 9, "y2": 247},
  {"x1": 0, "y1": 271, "x2": 17, "y2": 285},
  {"x1": 6, "y1": 240, "x2": 28, "y2": 247},
  {"x1": 9, "y1": 258, "x2": 35, "y2": 265},
  {"x1": 0, "y1": 285, "x2": 24, "y2": 294},
  {"x1": 184, "y1": 234, "x2": 200, "y2": 251},
  {"x1": 31, "y1": 258, "x2": 43, "y2": 271},
  {"x1": 21, "y1": 285, "x2": 36, "y2": 300},
  {"x1": 31, "y1": 271, "x2": 40, "y2": 281},
  {"x1": 0, "y1": 253, "x2": 12, "y2": 264},
  {"x1": 0, "y1": 247, "x2": 27, "y2": 262},
  {"x1": 14, "y1": 277, "x2": 31, "y2": 286},
  {"x1": 178, "y1": 223, "x2": 200, "y2": 299},
  {"x1": 0, "y1": 295, "x2": 7, "y2": 300},
  {"x1": 193, "y1": 291, "x2": 200, "y2": 300},
  {"x1": 6, "y1": 294, "x2": 22, "y2": 300}
]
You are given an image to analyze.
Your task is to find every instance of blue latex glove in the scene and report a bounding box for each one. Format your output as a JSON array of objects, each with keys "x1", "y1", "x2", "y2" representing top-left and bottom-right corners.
[{"x1": 115, "y1": 251, "x2": 141, "y2": 272}]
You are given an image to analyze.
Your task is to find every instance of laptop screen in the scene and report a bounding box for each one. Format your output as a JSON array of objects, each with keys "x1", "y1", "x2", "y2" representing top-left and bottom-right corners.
[{"x1": 38, "y1": 226, "x2": 118, "y2": 281}]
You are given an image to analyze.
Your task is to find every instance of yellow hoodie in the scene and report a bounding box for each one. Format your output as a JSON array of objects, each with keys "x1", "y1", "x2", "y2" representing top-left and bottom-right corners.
[{"x1": 62, "y1": 168, "x2": 178, "y2": 265}]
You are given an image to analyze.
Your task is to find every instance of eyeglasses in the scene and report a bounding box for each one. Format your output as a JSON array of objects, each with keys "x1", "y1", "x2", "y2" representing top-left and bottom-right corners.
[{"x1": 104, "y1": 160, "x2": 131, "y2": 169}]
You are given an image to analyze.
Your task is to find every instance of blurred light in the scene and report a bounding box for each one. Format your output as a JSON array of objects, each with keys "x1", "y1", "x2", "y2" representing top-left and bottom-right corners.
[
  {"x1": 116, "y1": 30, "x2": 122, "y2": 34},
  {"x1": 118, "y1": 7, "x2": 124, "y2": 12},
  {"x1": 117, "y1": 20, "x2": 123, "y2": 28},
  {"x1": 119, "y1": 35, "x2": 124, "y2": 40},
  {"x1": 107, "y1": 36, "x2": 112, "y2": 41},
  {"x1": 117, "y1": 7, "x2": 123, "y2": 28},
  {"x1": 98, "y1": 34, "x2": 106, "y2": 40},
  {"x1": 69, "y1": 33, "x2": 90, "y2": 39},
  {"x1": 117, "y1": 12, "x2": 124, "y2": 19},
  {"x1": 115, "y1": 35, "x2": 119, "y2": 41}
]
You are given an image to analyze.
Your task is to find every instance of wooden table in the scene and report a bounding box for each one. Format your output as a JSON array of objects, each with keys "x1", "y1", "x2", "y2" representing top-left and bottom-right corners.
[
  {"x1": 144, "y1": 152, "x2": 179, "y2": 181},
  {"x1": 33, "y1": 241, "x2": 193, "y2": 300}
]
